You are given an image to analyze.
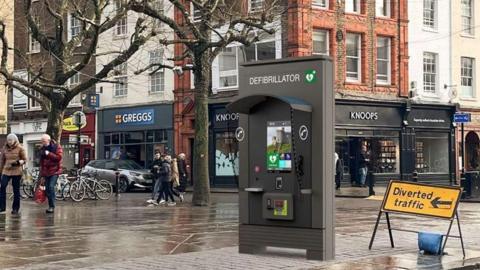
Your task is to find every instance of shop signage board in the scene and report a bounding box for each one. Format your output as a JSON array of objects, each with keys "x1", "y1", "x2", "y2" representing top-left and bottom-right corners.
[
  {"x1": 114, "y1": 108, "x2": 154, "y2": 126},
  {"x1": 63, "y1": 116, "x2": 87, "y2": 131},
  {"x1": 382, "y1": 180, "x2": 461, "y2": 219},
  {"x1": 453, "y1": 113, "x2": 471, "y2": 123}
]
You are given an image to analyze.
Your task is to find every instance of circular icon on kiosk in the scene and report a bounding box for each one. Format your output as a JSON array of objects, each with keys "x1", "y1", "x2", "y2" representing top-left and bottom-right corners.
[
  {"x1": 299, "y1": 125, "x2": 309, "y2": 141},
  {"x1": 235, "y1": 127, "x2": 245, "y2": 142}
]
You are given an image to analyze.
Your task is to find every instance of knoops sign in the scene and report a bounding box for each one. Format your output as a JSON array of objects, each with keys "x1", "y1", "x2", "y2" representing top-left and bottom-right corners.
[{"x1": 350, "y1": 111, "x2": 379, "y2": 120}]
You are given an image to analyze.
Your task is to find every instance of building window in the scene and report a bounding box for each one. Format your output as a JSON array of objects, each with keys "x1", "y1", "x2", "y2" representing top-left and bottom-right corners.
[
  {"x1": 218, "y1": 47, "x2": 238, "y2": 89},
  {"x1": 423, "y1": 0, "x2": 436, "y2": 29},
  {"x1": 190, "y1": 2, "x2": 201, "y2": 21},
  {"x1": 69, "y1": 73, "x2": 81, "y2": 105},
  {"x1": 114, "y1": 63, "x2": 128, "y2": 97},
  {"x1": 115, "y1": 0, "x2": 128, "y2": 36},
  {"x1": 335, "y1": 132, "x2": 400, "y2": 175},
  {"x1": 346, "y1": 33, "x2": 361, "y2": 82},
  {"x1": 29, "y1": 90, "x2": 41, "y2": 110},
  {"x1": 313, "y1": 29, "x2": 329, "y2": 55},
  {"x1": 423, "y1": 52, "x2": 437, "y2": 93},
  {"x1": 345, "y1": 0, "x2": 360, "y2": 13},
  {"x1": 149, "y1": 50, "x2": 164, "y2": 93},
  {"x1": 312, "y1": 0, "x2": 328, "y2": 8},
  {"x1": 462, "y1": 0, "x2": 474, "y2": 35},
  {"x1": 376, "y1": 0, "x2": 390, "y2": 17},
  {"x1": 28, "y1": 16, "x2": 41, "y2": 53},
  {"x1": 249, "y1": 0, "x2": 264, "y2": 12},
  {"x1": 243, "y1": 38, "x2": 276, "y2": 62},
  {"x1": 150, "y1": 72, "x2": 164, "y2": 94},
  {"x1": 216, "y1": 36, "x2": 276, "y2": 90},
  {"x1": 376, "y1": 37, "x2": 391, "y2": 84},
  {"x1": 461, "y1": 57, "x2": 475, "y2": 98},
  {"x1": 70, "y1": 14, "x2": 81, "y2": 39},
  {"x1": 416, "y1": 133, "x2": 449, "y2": 173},
  {"x1": 151, "y1": 0, "x2": 164, "y2": 29},
  {"x1": 215, "y1": 132, "x2": 239, "y2": 176}
]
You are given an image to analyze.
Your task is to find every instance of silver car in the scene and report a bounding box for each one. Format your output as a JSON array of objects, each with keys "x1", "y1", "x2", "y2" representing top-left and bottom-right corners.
[{"x1": 82, "y1": 160, "x2": 153, "y2": 192}]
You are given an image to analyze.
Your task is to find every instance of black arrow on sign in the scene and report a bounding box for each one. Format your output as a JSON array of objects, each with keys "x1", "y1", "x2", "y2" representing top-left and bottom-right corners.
[{"x1": 430, "y1": 197, "x2": 453, "y2": 208}]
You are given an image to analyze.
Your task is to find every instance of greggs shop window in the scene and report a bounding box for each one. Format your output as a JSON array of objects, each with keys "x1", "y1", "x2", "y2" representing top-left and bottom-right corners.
[{"x1": 103, "y1": 130, "x2": 169, "y2": 168}]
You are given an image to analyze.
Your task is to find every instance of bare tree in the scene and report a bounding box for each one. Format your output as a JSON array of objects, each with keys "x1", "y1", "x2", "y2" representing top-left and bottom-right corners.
[
  {"x1": 0, "y1": 0, "x2": 156, "y2": 142},
  {"x1": 131, "y1": 0, "x2": 281, "y2": 206}
]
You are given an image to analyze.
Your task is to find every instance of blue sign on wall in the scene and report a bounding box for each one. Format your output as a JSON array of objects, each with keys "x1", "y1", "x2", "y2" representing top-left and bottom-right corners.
[
  {"x1": 453, "y1": 113, "x2": 471, "y2": 123},
  {"x1": 114, "y1": 108, "x2": 155, "y2": 126},
  {"x1": 87, "y1": 94, "x2": 100, "y2": 108}
]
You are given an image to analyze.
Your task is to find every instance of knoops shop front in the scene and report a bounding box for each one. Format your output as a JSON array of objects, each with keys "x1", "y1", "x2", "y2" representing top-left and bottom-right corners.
[{"x1": 335, "y1": 100, "x2": 456, "y2": 187}]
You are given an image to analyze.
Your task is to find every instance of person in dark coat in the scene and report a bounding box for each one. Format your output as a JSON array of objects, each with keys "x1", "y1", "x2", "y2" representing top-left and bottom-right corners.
[
  {"x1": 39, "y1": 134, "x2": 63, "y2": 214},
  {"x1": 177, "y1": 153, "x2": 188, "y2": 194},
  {"x1": 147, "y1": 152, "x2": 163, "y2": 204},
  {"x1": 358, "y1": 145, "x2": 370, "y2": 187},
  {"x1": 155, "y1": 155, "x2": 175, "y2": 206}
]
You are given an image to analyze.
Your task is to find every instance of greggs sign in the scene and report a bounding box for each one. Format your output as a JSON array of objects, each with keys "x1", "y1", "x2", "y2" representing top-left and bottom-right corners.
[{"x1": 114, "y1": 108, "x2": 155, "y2": 126}]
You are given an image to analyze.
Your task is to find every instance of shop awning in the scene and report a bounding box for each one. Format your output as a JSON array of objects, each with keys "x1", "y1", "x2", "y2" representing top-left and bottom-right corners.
[{"x1": 227, "y1": 94, "x2": 312, "y2": 114}]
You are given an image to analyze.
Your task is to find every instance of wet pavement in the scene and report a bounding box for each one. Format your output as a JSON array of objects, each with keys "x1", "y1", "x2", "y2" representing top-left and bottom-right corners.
[{"x1": 0, "y1": 192, "x2": 478, "y2": 269}]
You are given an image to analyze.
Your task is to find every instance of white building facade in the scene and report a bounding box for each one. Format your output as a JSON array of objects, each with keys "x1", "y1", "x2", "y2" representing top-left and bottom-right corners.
[
  {"x1": 95, "y1": 1, "x2": 175, "y2": 168},
  {"x1": 408, "y1": 0, "x2": 453, "y2": 103}
]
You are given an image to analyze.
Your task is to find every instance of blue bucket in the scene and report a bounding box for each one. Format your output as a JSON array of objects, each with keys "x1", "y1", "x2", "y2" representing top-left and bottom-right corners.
[{"x1": 418, "y1": 232, "x2": 444, "y2": 255}]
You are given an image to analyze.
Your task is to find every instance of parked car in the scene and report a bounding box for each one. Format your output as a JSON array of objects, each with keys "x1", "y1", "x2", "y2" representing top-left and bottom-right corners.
[{"x1": 82, "y1": 159, "x2": 153, "y2": 192}]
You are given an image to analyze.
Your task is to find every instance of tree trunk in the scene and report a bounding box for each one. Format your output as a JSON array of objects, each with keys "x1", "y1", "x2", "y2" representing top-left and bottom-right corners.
[
  {"x1": 191, "y1": 54, "x2": 211, "y2": 206},
  {"x1": 45, "y1": 100, "x2": 66, "y2": 143}
]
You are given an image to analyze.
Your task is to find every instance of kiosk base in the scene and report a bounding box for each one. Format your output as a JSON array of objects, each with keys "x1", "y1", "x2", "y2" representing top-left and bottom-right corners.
[{"x1": 239, "y1": 224, "x2": 326, "y2": 260}]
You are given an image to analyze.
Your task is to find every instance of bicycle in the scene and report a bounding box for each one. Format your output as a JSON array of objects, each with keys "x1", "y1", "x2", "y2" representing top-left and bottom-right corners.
[
  {"x1": 55, "y1": 174, "x2": 70, "y2": 200},
  {"x1": 69, "y1": 172, "x2": 113, "y2": 202},
  {"x1": 22, "y1": 168, "x2": 40, "y2": 198}
]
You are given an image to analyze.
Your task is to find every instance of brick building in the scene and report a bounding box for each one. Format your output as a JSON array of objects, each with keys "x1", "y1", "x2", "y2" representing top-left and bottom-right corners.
[{"x1": 173, "y1": 1, "x2": 455, "y2": 188}]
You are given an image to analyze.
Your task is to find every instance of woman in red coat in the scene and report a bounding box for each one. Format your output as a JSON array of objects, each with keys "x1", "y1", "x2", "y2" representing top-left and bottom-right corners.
[{"x1": 39, "y1": 134, "x2": 63, "y2": 214}]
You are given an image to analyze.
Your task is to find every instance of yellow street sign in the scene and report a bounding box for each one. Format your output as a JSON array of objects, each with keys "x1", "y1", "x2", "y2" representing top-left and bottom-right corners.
[
  {"x1": 382, "y1": 180, "x2": 461, "y2": 219},
  {"x1": 63, "y1": 117, "x2": 87, "y2": 131}
]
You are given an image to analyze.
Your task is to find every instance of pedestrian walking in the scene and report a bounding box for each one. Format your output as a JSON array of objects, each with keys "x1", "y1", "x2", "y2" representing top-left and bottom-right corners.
[
  {"x1": 155, "y1": 154, "x2": 175, "y2": 206},
  {"x1": 39, "y1": 134, "x2": 63, "y2": 214},
  {"x1": 169, "y1": 156, "x2": 184, "y2": 202},
  {"x1": 177, "y1": 153, "x2": 188, "y2": 195},
  {"x1": 0, "y1": 134, "x2": 26, "y2": 215},
  {"x1": 358, "y1": 144, "x2": 370, "y2": 188},
  {"x1": 147, "y1": 152, "x2": 163, "y2": 204}
]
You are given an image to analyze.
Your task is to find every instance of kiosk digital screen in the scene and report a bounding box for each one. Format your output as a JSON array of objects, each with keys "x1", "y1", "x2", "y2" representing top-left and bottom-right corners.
[{"x1": 267, "y1": 121, "x2": 292, "y2": 171}]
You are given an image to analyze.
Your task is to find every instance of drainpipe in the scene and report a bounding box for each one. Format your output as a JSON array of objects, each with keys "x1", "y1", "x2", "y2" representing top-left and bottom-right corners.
[
  {"x1": 397, "y1": 0, "x2": 401, "y2": 97},
  {"x1": 449, "y1": 0, "x2": 453, "y2": 103}
]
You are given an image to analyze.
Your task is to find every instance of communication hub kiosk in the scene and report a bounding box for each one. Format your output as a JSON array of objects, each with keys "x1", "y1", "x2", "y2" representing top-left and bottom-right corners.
[{"x1": 227, "y1": 56, "x2": 335, "y2": 260}]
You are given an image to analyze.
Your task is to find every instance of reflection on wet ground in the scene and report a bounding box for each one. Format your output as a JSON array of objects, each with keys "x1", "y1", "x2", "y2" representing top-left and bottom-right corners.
[{"x1": 0, "y1": 193, "x2": 478, "y2": 269}]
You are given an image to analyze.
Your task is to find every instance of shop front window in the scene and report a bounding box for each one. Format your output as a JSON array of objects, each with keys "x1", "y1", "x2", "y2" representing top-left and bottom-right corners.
[
  {"x1": 124, "y1": 132, "x2": 144, "y2": 144},
  {"x1": 215, "y1": 132, "x2": 239, "y2": 176},
  {"x1": 416, "y1": 132, "x2": 449, "y2": 173},
  {"x1": 102, "y1": 130, "x2": 170, "y2": 168},
  {"x1": 335, "y1": 131, "x2": 400, "y2": 180}
]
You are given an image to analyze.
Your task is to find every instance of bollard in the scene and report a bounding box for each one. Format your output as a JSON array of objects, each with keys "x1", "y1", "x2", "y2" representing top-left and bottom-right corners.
[
  {"x1": 368, "y1": 171, "x2": 375, "y2": 196},
  {"x1": 115, "y1": 170, "x2": 120, "y2": 198},
  {"x1": 412, "y1": 170, "x2": 418, "y2": 182},
  {"x1": 460, "y1": 172, "x2": 469, "y2": 199}
]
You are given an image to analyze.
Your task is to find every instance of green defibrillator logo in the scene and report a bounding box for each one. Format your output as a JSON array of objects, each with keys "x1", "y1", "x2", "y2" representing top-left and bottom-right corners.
[
  {"x1": 267, "y1": 153, "x2": 279, "y2": 168},
  {"x1": 304, "y1": 69, "x2": 317, "y2": 84}
]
